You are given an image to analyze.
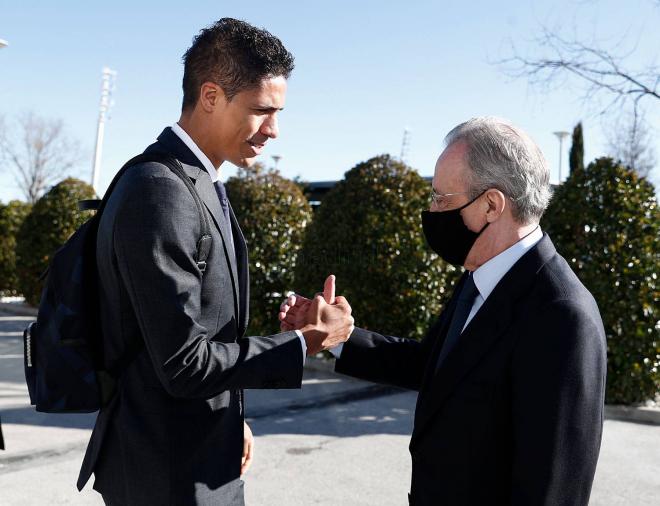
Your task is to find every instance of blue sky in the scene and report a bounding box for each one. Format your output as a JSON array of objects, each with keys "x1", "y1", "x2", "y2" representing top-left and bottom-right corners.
[{"x1": 1, "y1": 0, "x2": 658, "y2": 202}]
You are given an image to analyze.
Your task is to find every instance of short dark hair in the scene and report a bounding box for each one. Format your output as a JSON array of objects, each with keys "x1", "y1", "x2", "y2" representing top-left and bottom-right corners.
[{"x1": 181, "y1": 18, "x2": 294, "y2": 111}]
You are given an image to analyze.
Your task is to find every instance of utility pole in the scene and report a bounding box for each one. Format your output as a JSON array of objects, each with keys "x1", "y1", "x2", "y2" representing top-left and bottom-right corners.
[
  {"x1": 553, "y1": 131, "x2": 570, "y2": 183},
  {"x1": 400, "y1": 127, "x2": 411, "y2": 164},
  {"x1": 91, "y1": 67, "x2": 117, "y2": 195}
]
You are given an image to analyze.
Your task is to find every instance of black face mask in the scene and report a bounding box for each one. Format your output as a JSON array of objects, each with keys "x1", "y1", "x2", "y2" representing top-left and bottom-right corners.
[{"x1": 421, "y1": 192, "x2": 489, "y2": 266}]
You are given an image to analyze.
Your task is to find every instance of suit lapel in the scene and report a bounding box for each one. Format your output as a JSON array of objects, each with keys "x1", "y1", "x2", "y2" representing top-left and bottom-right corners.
[
  {"x1": 228, "y1": 202, "x2": 249, "y2": 337},
  {"x1": 410, "y1": 235, "x2": 558, "y2": 449},
  {"x1": 417, "y1": 273, "x2": 468, "y2": 396},
  {"x1": 194, "y1": 175, "x2": 241, "y2": 320},
  {"x1": 144, "y1": 128, "x2": 241, "y2": 322}
]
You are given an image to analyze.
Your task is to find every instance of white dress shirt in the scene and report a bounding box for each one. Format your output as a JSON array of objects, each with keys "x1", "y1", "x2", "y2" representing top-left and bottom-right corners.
[
  {"x1": 170, "y1": 123, "x2": 308, "y2": 362},
  {"x1": 330, "y1": 227, "x2": 543, "y2": 359},
  {"x1": 465, "y1": 226, "x2": 543, "y2": 330},
  {"x1": 171, "y1": 123, "x2": 219, "y2": 182}
]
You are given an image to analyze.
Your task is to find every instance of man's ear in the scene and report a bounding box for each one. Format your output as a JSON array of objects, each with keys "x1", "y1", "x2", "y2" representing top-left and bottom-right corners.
[
  {"x1": 198, "y1": 82, "x2": 226, "y2": 113},
  {"x1": 485, "y1": 189, "x2": 506, "y2": 222}
]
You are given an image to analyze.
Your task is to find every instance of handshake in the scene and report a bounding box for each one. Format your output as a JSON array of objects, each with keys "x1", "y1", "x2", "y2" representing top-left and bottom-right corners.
[{"x1": 278, "y1": 275, "x2": 355, "y2": 356}]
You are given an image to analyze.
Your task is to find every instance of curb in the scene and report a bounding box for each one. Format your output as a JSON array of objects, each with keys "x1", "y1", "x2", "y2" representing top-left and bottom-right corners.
[
  {"x1": 605, "y1": 405, "x2": 660, "y2": 426},
  {"x1": 0, "y1": 302, "x2": 37, "y2": 317},
  {"x1": 303, "y1": 359, "x2": 660, "y2": 426}
]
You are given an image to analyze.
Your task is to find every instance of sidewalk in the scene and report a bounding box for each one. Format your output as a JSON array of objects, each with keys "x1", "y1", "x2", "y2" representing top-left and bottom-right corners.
[{"x1": 1, "y1": 310, "x2": 660, "y2": 505}]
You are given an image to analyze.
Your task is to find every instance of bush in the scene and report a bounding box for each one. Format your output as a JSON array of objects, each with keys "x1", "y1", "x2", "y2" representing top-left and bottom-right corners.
[
  {"x1": 15, "y1": 178, "x2": 96, "y2": 306},
  {"x1": 226, "y1": 165, "x2": 313, "y2": 335},
  {"x1": 294, "y1": 154, "x2": 460, "y2": 340},
  {"x1": 542, "y1": 157, "x2": 660, "y2": 404},
  {"x1": 0, "y1": 200, "x2": 32, "y2": 295}
]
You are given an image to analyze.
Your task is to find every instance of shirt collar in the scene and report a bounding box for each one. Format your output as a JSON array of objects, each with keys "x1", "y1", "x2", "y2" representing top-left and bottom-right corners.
[
  {"x1": 171, "y1": 122, "x2": 219, "y2": 182},
  {"x1": 472, "y1": 227, "x2": 543, "y2": 301}
]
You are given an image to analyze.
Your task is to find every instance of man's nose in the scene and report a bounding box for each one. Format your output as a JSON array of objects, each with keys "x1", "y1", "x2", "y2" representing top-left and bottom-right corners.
[{"x1": 261, "y1": 115, "x2": 279, "y2": 139}]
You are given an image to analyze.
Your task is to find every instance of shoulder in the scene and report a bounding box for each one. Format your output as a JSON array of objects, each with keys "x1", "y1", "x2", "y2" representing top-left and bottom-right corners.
[
  {"x1": 517, "y1": 254, "x2": 606, "y2": 356},
  {"x1": 104, "y1": 161, "x2": 203, "y2": 233},
  {"x1": 534, "y1": 253, "x2": 601, "y2": 319}
]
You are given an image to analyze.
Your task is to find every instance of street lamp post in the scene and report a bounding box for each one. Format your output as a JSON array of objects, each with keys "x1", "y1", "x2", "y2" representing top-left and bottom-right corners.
[
  {"x1": 91, "y1": 67, "x2": 117, "y2": 195},
  {"x1": 553, "y1": 131, "x2": 570, "y2": 183}
]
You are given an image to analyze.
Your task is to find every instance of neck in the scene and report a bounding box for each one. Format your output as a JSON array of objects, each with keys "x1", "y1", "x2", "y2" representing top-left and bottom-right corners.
[
  {"x1": 464, "y1": 221, "x2": 538, "y2": 271},
  {"x1": 177, "y1": 114, "x2": 223, "y2": 170}
]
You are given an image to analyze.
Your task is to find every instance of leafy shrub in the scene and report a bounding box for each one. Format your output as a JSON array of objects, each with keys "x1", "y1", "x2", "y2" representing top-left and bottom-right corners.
[
  {"x1": 295, "y1": 154, "x2": 460, "y2": 340},
  {"x1": 226, "y1": 165, "x2": 313, "y2": 335},
  {"x1": 0, "y1": 200, "x2": 32, "y2": 295},
  {"x1": 15, "y1": 178, "x2": 96, "y2": 306},
  {"x1": 542, "y1": 157, "x2": 659, "y2": 404}
]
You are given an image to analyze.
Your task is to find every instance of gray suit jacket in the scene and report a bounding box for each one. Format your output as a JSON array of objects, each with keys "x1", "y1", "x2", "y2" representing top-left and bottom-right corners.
[{"x1": 77, "y1": 128, "x2": 303, "y2": 505}]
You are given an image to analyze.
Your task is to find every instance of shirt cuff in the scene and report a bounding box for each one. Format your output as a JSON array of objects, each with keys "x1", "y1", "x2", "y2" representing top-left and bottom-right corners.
[
  {"x1": 295, "y1": 330, "x2": 306, "y2": 365},
  {"x1": 329, "y1": 342, "x2": 344, "y2": 359}
]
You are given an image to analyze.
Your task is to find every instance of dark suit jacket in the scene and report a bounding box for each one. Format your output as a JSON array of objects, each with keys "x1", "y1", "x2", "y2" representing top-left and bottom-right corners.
[
  {"x1": 336, "y1": 234, "x2": 607, "y2": 506},
  {"x1": 77, "y1": 128, "x2": 304, "y2": 505}
]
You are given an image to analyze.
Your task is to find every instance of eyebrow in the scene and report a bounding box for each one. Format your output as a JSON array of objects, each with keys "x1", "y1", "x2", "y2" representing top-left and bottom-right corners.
[{"x1": 253, "y1": 105, "x2": 284, "y2": 112}]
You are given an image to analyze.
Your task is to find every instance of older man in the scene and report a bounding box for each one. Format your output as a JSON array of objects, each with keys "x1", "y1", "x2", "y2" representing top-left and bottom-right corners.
[{"x1": 281, "y1": 117, "x2": 607, "y2": 505}]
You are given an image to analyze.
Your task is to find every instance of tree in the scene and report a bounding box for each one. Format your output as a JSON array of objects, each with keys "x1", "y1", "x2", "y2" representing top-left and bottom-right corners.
[
  {"x1": 606, "y1": 110, "x2": 657, "y2": 178},
  {"x1": 294, "y1": 154, "x2": 460, "y2": 340},
  {"x1": 0, "y1": 112, "x2": 84, "y2": 204},
  {"x1": 0, "y1": 200, "x2": 32, "y2": 295},
  {"x1": 499, "y1": 26, "x2": 659, "y2": 114},
  {"x1": 542, "y1": 157, "x2": 659, "y2": 404},
  {"x1": 15, "y1": 178, "x2": 96, "y2": 305},
  {"x1": 225, "y1": 164, "x2": 313, "y2": 335},
  {"x1": 569, "y1": 122, "x2": 584, "y2": 174}
]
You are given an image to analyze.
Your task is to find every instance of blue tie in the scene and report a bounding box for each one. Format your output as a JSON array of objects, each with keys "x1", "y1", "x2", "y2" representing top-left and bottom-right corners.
[
  {"x1": 213, "y1": 180, "x2": 235, "y2": 253},
  {"x1": 435, "y1": 273, "x2": 479, "y2": 371},
  {"x1": 213, "y1": 180, "x2": 231, "y2": 226}
]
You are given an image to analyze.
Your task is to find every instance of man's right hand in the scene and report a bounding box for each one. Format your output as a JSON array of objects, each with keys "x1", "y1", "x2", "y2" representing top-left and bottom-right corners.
[{"x1": 279, "y1": 275, "x2": 354, "y2": 355}]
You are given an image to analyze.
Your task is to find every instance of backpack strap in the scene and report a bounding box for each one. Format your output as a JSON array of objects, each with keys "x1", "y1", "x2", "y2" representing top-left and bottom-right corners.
[{"x1": 82, "y1": 153, "x2": 213, "y2": 272}]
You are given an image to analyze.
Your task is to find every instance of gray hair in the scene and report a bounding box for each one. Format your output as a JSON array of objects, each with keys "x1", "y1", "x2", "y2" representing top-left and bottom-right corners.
[{"x1": 445, "y1": 117, "x2": 552, "y2": 224}]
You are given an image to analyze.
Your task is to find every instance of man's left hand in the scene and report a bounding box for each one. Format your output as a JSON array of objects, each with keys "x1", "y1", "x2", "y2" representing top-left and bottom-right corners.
[{"x1": 241, "y1": 421, "x2": 254, "y2": 476}]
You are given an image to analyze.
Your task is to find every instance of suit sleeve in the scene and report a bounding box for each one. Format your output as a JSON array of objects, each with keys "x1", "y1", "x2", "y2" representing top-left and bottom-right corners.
[
  {"x1": 113, "y1": 170, "x2": 303, "y2": 399},
  {"x1": 335, "y1": 318, "x2": 443, "y2": 391},
  {"x1": 510, "y1": 299, "x2": 607, "y2": 506}
]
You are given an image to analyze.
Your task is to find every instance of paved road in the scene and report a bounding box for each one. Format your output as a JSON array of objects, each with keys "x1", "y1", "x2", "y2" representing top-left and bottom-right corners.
[{"x1": 1, "y1": 312, "x2": 658, "y2": 505}]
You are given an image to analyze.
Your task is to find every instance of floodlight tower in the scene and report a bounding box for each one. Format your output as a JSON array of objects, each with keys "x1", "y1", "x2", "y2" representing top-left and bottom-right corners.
[
  {"x1": 91, "y1": 67, "x2": 117, "y2": 194},
  {"x1": 400, "y1": 127, "x2": 412, "y2": 164},
  {"x1": 553, "y1": 130, "x2": 570, "y2": 183},
  {"x1": 271, "y1": 155, "x2": 282, "y2": 170}
]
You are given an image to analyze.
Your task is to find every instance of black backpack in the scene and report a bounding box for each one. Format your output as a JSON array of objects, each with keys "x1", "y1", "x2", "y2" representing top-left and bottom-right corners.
[{"x1": 23, "y1": 153, "x2": 212, "y2": 413}]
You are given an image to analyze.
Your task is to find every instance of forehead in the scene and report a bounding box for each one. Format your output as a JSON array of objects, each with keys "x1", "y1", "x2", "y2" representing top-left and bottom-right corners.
[
  {"x1": 432, "y1": 141, "x2": 470, "y2": 193},
  {"x1": 236, "y1": 75, "x2": 287, "y2": 107}
]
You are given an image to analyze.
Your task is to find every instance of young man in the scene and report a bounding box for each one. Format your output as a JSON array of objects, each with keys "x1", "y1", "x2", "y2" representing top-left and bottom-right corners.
[{"x1": 78, "y1": 19, "x2": 352, "y2": 506}]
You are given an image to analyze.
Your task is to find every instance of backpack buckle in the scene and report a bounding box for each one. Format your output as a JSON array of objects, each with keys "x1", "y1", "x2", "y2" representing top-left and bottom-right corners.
[{"x1": 197, "y1": 261, "x2": 207, "y2": 273}]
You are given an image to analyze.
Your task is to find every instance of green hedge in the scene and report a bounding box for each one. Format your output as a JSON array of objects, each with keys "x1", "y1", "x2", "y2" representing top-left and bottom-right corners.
[
  {"x1": 15, "y1": 178, "x2": 96, "y2": 306},
  {"x1": 542, "y1": 157, "x2": 660, "y2": 404},
  {"x1": 0, "y1": 200, "x2": 32, "y2": 295},
  {"x1": 294, "y1": 154, "x2": 460, "y2": 340},
  {"x1": 226, "y1": 165, "x2": 313, "y2": 335}
]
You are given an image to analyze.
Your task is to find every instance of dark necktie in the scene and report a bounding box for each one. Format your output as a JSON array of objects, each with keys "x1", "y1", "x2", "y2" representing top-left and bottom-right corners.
[
  {"x1": 213, "y1": 180, "x2": 231, "y2": 225},
  {"x1": 435, "y1": 273, "x2": 479, "y2": 371},
  {"x1": 213, "y1": 180, "x2": 235, "y2": 252}
]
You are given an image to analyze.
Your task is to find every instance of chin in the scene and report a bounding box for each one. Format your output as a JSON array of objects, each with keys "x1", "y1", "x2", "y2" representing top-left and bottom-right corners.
[{"x1": 232, "y1": 156, "x2": 257, "y2": 169}]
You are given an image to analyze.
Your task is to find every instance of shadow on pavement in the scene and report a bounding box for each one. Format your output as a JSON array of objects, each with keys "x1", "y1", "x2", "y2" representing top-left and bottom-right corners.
[{"x1": 1, "y1": 405, "x2": 96, "y2": 430}]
